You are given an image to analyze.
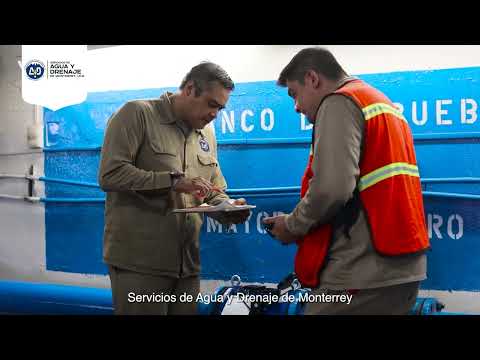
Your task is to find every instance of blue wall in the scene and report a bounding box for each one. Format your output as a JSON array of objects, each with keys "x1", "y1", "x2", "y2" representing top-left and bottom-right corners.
[{"x1": 44, "y1": 67, "x2": 480, "y2": 290}]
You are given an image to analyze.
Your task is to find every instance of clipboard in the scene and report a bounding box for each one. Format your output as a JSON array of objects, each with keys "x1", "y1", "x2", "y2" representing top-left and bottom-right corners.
[{"x1": 172, "y1": 199, "x2": 256, "y2": 213}]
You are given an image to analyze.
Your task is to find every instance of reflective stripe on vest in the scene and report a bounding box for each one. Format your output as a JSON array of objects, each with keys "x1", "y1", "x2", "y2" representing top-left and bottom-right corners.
[
  {"x1": 359, "y1": 101, "x2": 418, "y2": 192},
  {"x1": 362, "y1": 102, "x2": 407, "y2": 123},
  {"x1": 358, "y1": 162, "x2": 420, "y2": 191}
]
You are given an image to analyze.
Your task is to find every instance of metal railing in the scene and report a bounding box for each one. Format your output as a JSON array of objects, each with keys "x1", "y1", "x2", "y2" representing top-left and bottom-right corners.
[{"x1": 1, "y1": 174, "x2": 480, "y2": 203}]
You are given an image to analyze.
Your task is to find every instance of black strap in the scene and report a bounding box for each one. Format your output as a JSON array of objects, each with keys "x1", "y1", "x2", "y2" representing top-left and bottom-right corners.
[{"x1": 339, "y1": 187, "x2": 362, "y2": 240}]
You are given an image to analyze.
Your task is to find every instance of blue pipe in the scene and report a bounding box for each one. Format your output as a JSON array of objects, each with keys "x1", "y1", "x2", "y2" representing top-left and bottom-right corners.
[
  {"x1": 410, "y1": 297, "x2": 470, "y2": 315},
  {"x1": 43, "y1": 147, "x2": 101, "y2": 152},
  {"x1": 34, "y1": 175, "x2": 480, "y2": 202},
  {"x1": 413, "y1": 132, "x2": 480, "y2": 141},
  {"x1": 40, "y1": 197, "x2": 106, "y2": 203},
  {"x1": 41, "y1": 139, "x2": 311, "y2": 149},
  {"x1": 431, "y1": 312, "x2": 468, "y2": 315},
  {"x1": 421, "y1": 177, "x2": 480, "y2": 184},
  {"x1": 410, "y1": 297, "x2": 444, "y2": 315},
  {"x1": 40, "y1": 130, "x2": 480, "y2": 153},
  {"x1": 37, "y1": 191, "x2": 480, "y2": 204},
  {"x1": 37, "y1": 178, "x2": 303, "y2": 195},
  {"x1": 39, "y1": 176, "x2": 100, "y2": 188},
  {"x1": 233, "y1": 193, "x2": 300, "y2": 199},
  {"x1": 37, "y1": 177, "x2": 480, "y2": 190},
  {"x1": 227, "y1": 186, "x2": 300, "y2": 195},
  {"x1": 217, "y1": 138, "x2": 311, "y2": 145},
  {"x1": 38, "y1": 175, "x2": 480, "y2": 192},
  {"x1": 39, "y1": 194, "x2": 300, "y2": 203},
  {"x1": 422, "y1": 191, "x2": 480, "y2": 200},
  {"x1": 0, "y1": 280, "x2": 113, "y2": 315}
]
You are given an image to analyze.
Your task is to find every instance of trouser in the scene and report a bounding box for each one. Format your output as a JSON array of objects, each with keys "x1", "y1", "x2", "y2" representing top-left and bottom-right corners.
[
  {"x1": 108, "y1": 265, "x2": 200, "y2": 315},
  {"x1": 304, "y1": 281, "x2": 420, "y2": 315}
]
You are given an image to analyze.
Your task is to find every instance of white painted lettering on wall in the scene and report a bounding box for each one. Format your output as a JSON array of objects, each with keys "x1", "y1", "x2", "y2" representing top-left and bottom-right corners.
[
  {"x1": 447, "y1": 214, "x2": 464, "y2": 240},
  {"x1": 219, "y1": 98, "x2": 478, "y2": 137},
  {"x1": 394, "y1": 99, "x2": 478, "y2": 127},
  {"x1": 206, "y1": 211, "x2": 285, "y2": 235},
  {"x1": 411, "y1": 101, "x2": 428, "y2": 126},
  {"x1": 220, "y1": 109, "x2": 276, "y2": 134},
  {"x1": 436, "y1": 100, "x2": 453, "y2": 125},
  {"x1": 427, "y1": 213, "x2": 464, "y2": 240},
  {"x1": 207, "y1": 217, "x2": 223, "y2": 233},
  {"x1": 219, "y1": 109, "x2": 306, "y2": 134},
  {"x1": 222, "y1": 111, "x2": 235, "y2": 134},
  {"x1": 244, "y1": 213, "x2": 253, "y2": 234},
  {"x1": 207, "y1": 212, "x2": 465, "y2": 240},
  {"x1": 260, "y1": 108, "x2": 275, "y2": 131},
  {"x1": 461, "y1": 99, "x2": 478, "y2": 124},
  {"x1": 241, "y1": 110, "x2": 254, "y2": 132},
  {"x1": 257, "y1": 211, "x2": 269, "y2": 234}
]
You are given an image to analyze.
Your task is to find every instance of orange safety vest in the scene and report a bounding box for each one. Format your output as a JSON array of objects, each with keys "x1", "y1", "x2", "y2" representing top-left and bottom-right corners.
[{"x1": 294, "y1": 79, "x2": 430, "y2": 288}]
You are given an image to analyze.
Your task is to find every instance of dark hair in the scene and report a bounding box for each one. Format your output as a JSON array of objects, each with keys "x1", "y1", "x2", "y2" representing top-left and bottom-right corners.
[
  {"x1": 277, "y1": 47, "x2": 347, "y2": 87},
  {"x1": 180, "y1": 61, "x2": 235, "y2": 96}
]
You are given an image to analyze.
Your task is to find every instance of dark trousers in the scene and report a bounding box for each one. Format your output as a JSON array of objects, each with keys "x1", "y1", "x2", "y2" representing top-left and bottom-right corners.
[
  {"x1": 108, "y1": 265, "x2": 200, "y2": 315},
  {"x1": 304, "y1": 281, "x2": 420, "y2": 315}
]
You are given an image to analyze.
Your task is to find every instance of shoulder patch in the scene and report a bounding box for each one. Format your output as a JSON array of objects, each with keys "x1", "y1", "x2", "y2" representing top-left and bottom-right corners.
[{"x1": 199, "y1": 137, "x2": 210, "y2": 152}]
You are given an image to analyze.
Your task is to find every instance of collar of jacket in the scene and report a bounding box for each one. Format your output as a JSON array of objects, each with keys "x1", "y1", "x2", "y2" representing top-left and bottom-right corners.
[{"x1": 159, "y1": 92, "x2": 206, "y2": 138}]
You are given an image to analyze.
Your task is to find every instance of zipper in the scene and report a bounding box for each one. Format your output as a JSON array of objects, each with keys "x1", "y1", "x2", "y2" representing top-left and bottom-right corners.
[{"x1": 179, "y1": 135, "x2": 187, "y2": 278}]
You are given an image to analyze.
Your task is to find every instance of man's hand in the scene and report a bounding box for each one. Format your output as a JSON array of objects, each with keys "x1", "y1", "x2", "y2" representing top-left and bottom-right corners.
[
  {"x1": 224, "y1": 198, "x2": 251, "y2": 224},
  {"x1": 262, "y1": 215, "x2": 298, "y2": 245},
  {"x1": 173, "y1": 176, "x2": 222, "y2": 200},
  {"x1": 209, "y1": 198, "x2": 251, "y2": 225}
]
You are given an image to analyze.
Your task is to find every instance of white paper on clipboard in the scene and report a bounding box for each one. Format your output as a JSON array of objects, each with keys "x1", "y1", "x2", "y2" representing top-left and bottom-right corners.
[{"x1": 172, "y1": 199, "x2": 256, "y2": 214}]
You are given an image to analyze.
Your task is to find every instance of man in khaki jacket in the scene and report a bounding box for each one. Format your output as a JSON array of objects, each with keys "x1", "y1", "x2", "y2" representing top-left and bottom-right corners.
[{"x1": 98, "y1": 62, "x2": 250, "y2": 315}]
